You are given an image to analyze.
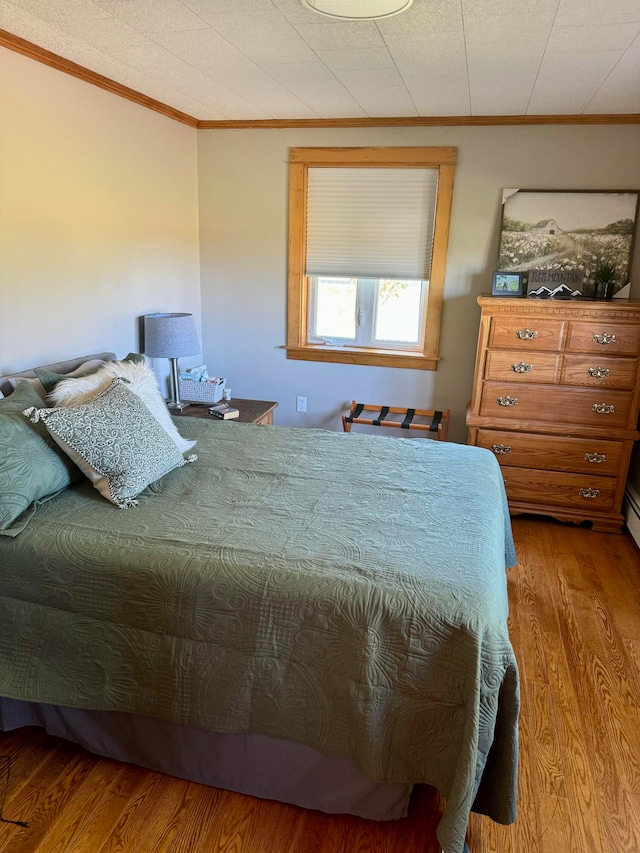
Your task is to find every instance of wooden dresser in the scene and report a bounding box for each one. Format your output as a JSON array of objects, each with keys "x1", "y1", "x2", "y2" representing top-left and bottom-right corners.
[{"x1": 466, "y1": 296, "x2": 640, "y2": 533}]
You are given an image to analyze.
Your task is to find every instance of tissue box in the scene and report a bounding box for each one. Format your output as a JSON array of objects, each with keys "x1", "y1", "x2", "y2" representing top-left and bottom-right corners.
[{"x1": 179, "y1": 377, "x2": 225, "y2": 404}]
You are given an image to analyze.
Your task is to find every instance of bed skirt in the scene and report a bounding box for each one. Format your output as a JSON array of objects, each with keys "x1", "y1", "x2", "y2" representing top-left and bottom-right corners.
[{"x1": 0, "y1": 698, "x2": 413, "y2": 821}]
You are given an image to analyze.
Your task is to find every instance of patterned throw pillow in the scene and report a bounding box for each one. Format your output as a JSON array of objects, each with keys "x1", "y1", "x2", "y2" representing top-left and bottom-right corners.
[
  {"x1": 48, "y1": 357, "x2": 196, "y2": 455},
  {"x1": 24, "y1": 378, "x2": 197, "y2": 509},
  {"x1": 0, "y1": 382, "x2": 80, "y2": 536}
]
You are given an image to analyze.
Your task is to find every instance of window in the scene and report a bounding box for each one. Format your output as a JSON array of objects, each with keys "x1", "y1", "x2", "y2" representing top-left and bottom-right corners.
[{"x1": 286, "y1": 147, "x2": 456, "y2": 369}]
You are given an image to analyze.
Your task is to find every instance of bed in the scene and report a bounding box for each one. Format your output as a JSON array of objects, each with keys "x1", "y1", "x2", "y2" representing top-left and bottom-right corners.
[{"x1": 0, "y1": 353, "x2": 519, "y2": 853}]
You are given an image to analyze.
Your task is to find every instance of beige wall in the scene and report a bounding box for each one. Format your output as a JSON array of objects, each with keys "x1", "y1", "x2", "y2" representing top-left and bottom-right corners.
[
  {"x1": 2, "y1": 45, "x2": 639, "y2": 448},
  {"x1": 197, "y1": 124, "x2": 640, "y2": 442},
  {"x1": 0, "y1": 47, "x2": 201, "y2": 385}
]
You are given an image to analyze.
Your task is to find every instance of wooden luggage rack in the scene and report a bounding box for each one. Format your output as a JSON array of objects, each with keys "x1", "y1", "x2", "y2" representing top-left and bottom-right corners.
[{"x1": 342, "y1": 402, "x2": 450, "y2": 441}]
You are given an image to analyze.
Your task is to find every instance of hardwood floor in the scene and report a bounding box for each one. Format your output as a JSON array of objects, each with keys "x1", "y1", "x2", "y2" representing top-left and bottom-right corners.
[{"x1": 1, "y1": 516, "x2": 639, "y2": 853}]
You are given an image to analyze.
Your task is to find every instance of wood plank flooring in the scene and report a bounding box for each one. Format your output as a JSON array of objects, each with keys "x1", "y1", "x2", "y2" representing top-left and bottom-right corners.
[{"x1": 1, "y1": 515, "x2": 639, "y2": 853}]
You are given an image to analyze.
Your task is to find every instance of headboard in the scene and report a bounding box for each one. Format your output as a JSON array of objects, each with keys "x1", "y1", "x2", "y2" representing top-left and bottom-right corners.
[{"x1": 0, "y1": 352, "x2": 117, "y2": 398}]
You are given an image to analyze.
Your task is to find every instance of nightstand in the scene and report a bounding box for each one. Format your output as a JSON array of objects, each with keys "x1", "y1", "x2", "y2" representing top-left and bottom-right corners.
[{"x1": 173, "y1": 399, "x2": 278, "y2": 425}]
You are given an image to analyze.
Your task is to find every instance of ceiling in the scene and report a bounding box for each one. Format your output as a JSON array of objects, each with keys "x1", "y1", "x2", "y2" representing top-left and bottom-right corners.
[{"x1": 1, "y1": 0, "x2": 639, "y2": 125}]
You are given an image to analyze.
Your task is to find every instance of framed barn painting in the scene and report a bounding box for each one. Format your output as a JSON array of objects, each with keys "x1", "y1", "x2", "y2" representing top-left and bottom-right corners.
[{"x1": 497, "y1": 189, "x2": 639, "y2": 298}]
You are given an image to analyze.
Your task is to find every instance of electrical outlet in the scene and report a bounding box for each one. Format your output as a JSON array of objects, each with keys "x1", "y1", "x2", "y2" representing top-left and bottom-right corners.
[{"x1": 296, "y1": 395, "x2": 307, "y2": 413}]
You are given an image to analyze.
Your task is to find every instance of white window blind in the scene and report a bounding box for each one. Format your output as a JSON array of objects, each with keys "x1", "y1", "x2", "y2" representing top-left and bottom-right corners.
[{"x1": 305, "y1": 167, "x2": 439, "y2": 280}]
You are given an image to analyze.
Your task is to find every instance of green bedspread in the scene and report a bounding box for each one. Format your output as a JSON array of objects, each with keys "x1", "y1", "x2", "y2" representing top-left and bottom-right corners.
[{"x1": 0, "y1": 419, "x2": 519, "y2": 853}]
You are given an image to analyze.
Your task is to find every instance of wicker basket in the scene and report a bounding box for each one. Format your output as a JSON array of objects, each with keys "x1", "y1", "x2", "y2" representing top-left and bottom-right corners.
[{"x1": 179, "y1": 378, "x2": 225, "y2": 404}]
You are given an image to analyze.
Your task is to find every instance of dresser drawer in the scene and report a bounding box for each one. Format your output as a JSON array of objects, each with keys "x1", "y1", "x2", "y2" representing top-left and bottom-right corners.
[
  {"x1": 484, "y1": 351, "x2": 560, "y2": 383},
  {"x1": 567, "y1": 321, "x2": 640, "y2": 356},
  {"x1": 476, "y1": 429, "x2": 623, "y2": 476},
  {"x1": 501, "y1": 467, "x2": 617, "y2": 511},
  {"x1": 479, "y1": 382, "x2": 633, "y2": 429},
  {"x1": 560, "y1": 354, "x2": 638, "y2": 389},
  {"x1": 488, "y1": 317, "x2": 565, "y2": 351}
]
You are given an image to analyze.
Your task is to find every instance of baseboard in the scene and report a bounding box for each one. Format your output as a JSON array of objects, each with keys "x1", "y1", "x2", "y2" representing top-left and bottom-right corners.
[{"x1": 623, "y1": 481, "x2": 640, "y2": 547}]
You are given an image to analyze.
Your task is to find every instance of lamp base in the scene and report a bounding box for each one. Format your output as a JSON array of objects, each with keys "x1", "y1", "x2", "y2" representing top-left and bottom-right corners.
[{"x1": 167, "y1": 399, "x2": 191, "y2": 412}]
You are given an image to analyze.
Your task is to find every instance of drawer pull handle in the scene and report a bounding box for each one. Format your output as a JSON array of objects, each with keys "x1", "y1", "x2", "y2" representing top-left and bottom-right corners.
[
  {"x1": 515, "y1": 329, "x2": 538, "y2": 340},
  {"x1": 497, "y1": 396, "x2": 518, "y2": 407},
  {"x1": 491, "y1": 444, "x2": 512, "y2": 454},
  {"x1": 511, "y1": 362, "x2": 533, "y2": 373},
  {"x1": 580, "y1": 487, "x2": 600, "y2": 499},
  {"x1": 592, "y1": 403, "x2": 614, "y2": 414},
  {"x1": 593, "y1": 332, "x2": 616, "y2": 345},
  {"x1": 584, "y1": 452, "x2": 606, "y2": 463},
  {"x1": 588, "y1": 367, "x2": 610, "y2": 378}
]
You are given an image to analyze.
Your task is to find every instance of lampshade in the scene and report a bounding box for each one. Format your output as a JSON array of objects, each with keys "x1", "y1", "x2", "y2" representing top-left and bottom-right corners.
[
  {"x1": 144, "y1": 313, "x2": 200, "y2": 358},
  {"x1": 301, "y1": 0, "x2": 413, "y2": 19}
]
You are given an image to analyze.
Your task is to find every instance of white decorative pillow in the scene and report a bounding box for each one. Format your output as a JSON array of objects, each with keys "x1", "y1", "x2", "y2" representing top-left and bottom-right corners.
[
  {"x1": 49, "y1": 357, "x2": 196, "y2": 454},
  {"x1": 24, "y1": 378, "x2": 196, "y2": 509}
]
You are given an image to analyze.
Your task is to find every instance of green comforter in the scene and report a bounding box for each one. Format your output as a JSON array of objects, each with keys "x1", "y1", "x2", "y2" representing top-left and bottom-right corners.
[{"x1": 0, "y1": 419, "x2": 519, "y2": 853}]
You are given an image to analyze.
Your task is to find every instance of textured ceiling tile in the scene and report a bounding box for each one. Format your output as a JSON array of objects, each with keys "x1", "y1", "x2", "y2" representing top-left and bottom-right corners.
[
  {"x1": 463, "y1": 12, "x2": 554, "y2": 47},
  {"x1": 554, "y1": 0, "x2": 640, "y2": 27},
  {"x1": 586, "y1": 33, "x2": 640, "y2": 111},
  {"x1": 6, "y1": 0, "x2": 110, "y2": 21},
  {"x1": 270, "y1": 0, "x2": 328, "y2": 25},
  {"x1": 99, "y1": 41, "x2": 188, "y2": 71},
  {"x1": 188, "y1": 8, "x2": 299, "y2": 43},
  {"x1": 467, "y1": 57, "x2": 540, "y2": 86},
  {"x1": 293, "y1": 20, "x2": 385, "y2": 50},
  {"x1": 92, "y1": 0, "x2": 208, "y2": 34},
  {"x1": 383, "y1": 28, "x2": 466, "y2": 57},
  {"x1": 0, "y1": 6, "x2": 103, "y2": 59},
  {"x1": 150, "y1": 26, "x2": 234, "y2": 56},
  {"x1": 404, "y1": 74, "x2": 471, "y2": 115},
  {"x1": 1, "y1": 0, "x2": 639, "y2": 120},
  {"x1": 463, "y1": 0, "x2": 558, "y2": 13},
  {"x1": 315, "y1": 47, "x2": 396, "y2": 73},
  {"x1": 587, "y1": 77, "x2": 640, "y2": 113},
  {"x1": 236, "y1": 37, "x2": 318, "y2": 65},
  {"x1": 330, "y1": 66, "x2": 404, "y2": 89},
  {"x1": 348, "y1": 84, "x2": 418, "y2": 116},
  {"x1": 468, "y1": 57, "x2": 540, "y2": 113},
  {"x1": 470, "y1": 89, "x2": 533, "y2": 115},
  {"x1": 295, "y1": 91, "x2": 368, "y2": 117},
  {"x1": 51, "y1": 15, "x2": 151, "y2": 49},
  {"x1": 182, "y1": 0, "x2": 274, "y2": 13},
  {"x1": 528, "y1": 49, "x2": 625, "y2": 112},
  {"x1": 377, "y1": 0, "x2": 463, "y2": 34},
  {"x1": 145, "y1": 65, "x2": 268, "y2": 116},
  {"x1": 199, "y1": 66, "x2": 312, "y2": 111},
  {"x1": 546, "y1": 22, "x2": 640, "y2": 52},
  {"x1": 260, "y1": 59, "x2": 341, "y2": 88},
  {"x1": 150, "y1": 28, "x2": 261, "y2": 76}
]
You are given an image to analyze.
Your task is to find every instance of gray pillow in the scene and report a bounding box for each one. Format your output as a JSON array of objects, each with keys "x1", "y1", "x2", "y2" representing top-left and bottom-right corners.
[
  {"x1": 0, "y1": 382, "x2": 79, "y2": 536},
  {"x1": 24, "y1": 378, "x2": 197, "y2": 509}
]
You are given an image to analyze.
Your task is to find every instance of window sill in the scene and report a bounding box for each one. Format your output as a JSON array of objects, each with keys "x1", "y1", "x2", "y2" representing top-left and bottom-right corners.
[{"x1": 285, "y1": 345, "x2": 439, "y2": 370}]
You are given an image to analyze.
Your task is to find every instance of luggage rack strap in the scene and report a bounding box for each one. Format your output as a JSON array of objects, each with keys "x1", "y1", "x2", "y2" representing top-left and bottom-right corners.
[{"x1": 342, "y1": 402, "x2": 450, "y2": 441}]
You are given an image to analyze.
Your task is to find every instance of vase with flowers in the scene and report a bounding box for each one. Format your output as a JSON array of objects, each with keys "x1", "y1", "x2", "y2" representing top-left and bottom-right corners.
[{"x1": 593, "y1": 262, "x2": 617, "y2": 300}]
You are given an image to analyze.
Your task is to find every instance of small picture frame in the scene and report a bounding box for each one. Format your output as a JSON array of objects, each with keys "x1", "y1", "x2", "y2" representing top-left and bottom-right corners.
[{"x1": 492, "y1": 271, "x2": 524, "y2": 297}]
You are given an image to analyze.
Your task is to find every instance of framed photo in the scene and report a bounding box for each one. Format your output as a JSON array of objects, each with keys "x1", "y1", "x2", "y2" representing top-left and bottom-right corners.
[
  {"x1": 497, "y1": 189, "x2": 639, "y2": 299},
  {"x1": 492, "y1": 271, "x2": 524, "y2": 297}
]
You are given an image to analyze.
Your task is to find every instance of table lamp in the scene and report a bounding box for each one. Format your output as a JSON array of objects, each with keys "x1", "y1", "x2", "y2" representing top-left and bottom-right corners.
[{"x1": 144, "y1": 312, "x2": 200, "y2": 411}]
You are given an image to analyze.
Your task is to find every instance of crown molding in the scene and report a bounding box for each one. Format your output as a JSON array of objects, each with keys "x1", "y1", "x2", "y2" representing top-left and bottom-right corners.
[
  {"x1": 0, "y1": 29, "x2": 198, "y2": 128},
  {"x1": 2, "y1": 30, "x2": 639, "y2": 131},
  {"x1": 197, "y1": 113, "x2": 640, "y2": 129}
]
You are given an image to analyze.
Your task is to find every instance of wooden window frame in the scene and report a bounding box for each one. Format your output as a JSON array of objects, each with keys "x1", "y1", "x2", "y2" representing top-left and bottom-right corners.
[{"x1": 286, "y1": 146, "x2": 456, "y2": 370}]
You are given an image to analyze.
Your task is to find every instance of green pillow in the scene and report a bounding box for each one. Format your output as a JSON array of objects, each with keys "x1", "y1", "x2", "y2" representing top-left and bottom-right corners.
[
  {"x1": 0, "y1": 383, "x2": 80, "y2": 536},
  {"x1": 34, "y1": 359, "x2": 104, "y2": 394},
  {"x1": 24, "y1": 378, "x2": 196, "y2": 509}
]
